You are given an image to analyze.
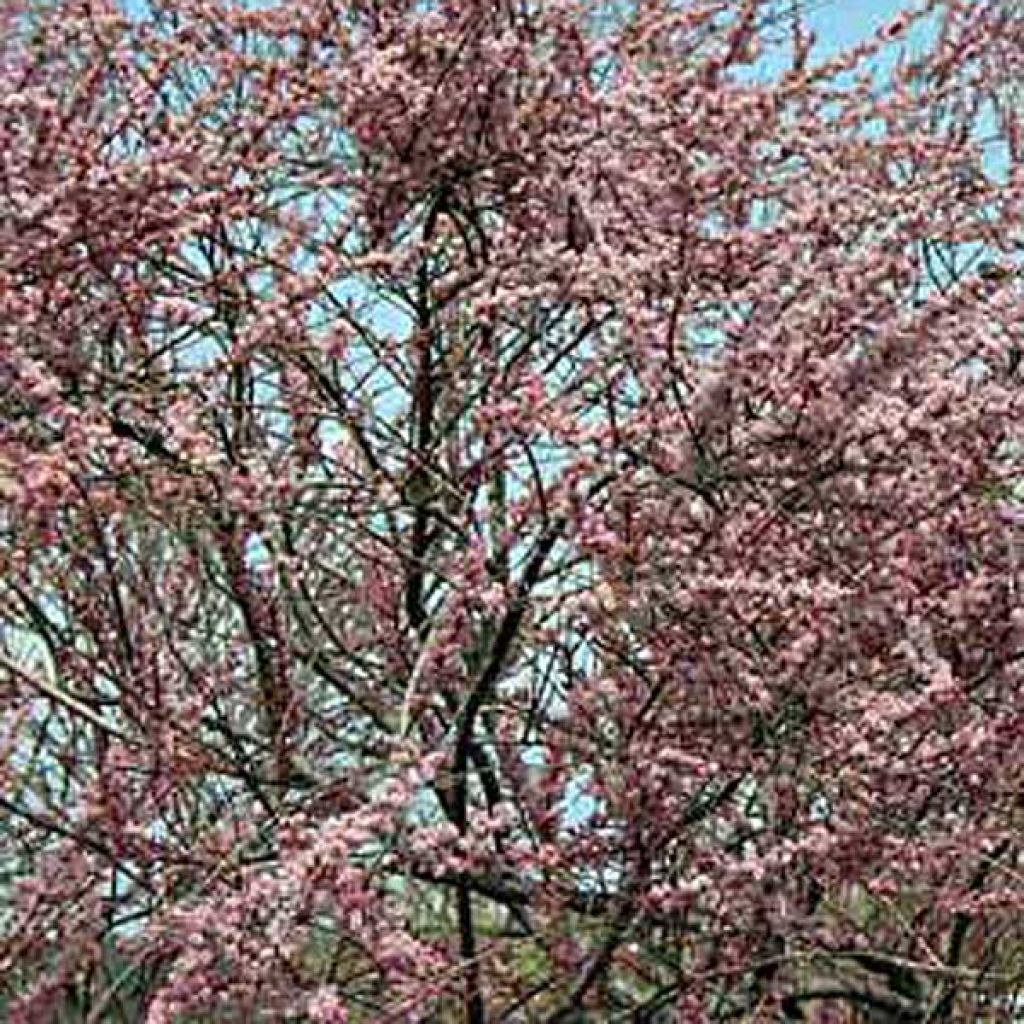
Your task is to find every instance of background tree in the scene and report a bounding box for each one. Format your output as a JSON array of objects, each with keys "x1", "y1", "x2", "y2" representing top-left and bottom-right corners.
[{"x1": 1, "y1": 0, "x2": 1022, "y2": 1021}]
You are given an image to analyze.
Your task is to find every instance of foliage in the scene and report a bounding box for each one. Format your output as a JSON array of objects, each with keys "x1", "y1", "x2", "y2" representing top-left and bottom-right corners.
[{"x1": 1, "y1": 0, "x2": 1023, "y2": 1020}]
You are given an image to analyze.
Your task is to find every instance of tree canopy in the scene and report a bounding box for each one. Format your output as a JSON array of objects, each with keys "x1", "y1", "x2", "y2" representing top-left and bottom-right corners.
[{"x1": 1, "y1": 0, "x2": 1023, "y2": 1020}]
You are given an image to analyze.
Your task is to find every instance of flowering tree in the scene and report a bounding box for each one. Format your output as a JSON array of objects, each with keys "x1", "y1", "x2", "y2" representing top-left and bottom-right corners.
[{"x1": 1, "y1": 0, "x2": 1023, "y2": 1020}]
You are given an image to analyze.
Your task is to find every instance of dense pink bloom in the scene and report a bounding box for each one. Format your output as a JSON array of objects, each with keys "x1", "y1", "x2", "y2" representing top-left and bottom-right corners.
[{"x1": 1, "y1": 0, "x2": 1022, "y2": 1021}]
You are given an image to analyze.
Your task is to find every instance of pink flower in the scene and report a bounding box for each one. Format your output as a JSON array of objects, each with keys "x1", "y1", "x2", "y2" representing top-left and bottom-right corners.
[{"x1": 307, "y1": 987, "x2": 348, "y2": 1023}]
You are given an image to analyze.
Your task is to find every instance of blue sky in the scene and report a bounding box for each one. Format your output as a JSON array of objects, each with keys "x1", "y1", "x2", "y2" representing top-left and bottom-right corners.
[
  {"x1": 807, "y1": 0, "x2": 913, "y2": 53},
  {"x1": 747, "y1": 0, "x2": 938, "y2": 82}
]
